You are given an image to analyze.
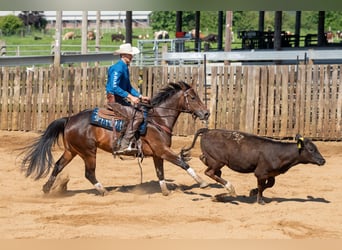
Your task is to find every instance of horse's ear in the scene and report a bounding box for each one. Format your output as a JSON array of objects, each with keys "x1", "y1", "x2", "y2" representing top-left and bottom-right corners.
[{"x1": 179, "y1": 80, "x2": 188, "y2": 90}]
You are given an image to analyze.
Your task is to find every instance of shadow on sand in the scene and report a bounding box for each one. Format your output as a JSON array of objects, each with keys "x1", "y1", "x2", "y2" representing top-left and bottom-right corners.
[{"x1": 47, "y1": 179, "x2": 330, "y2": 205}]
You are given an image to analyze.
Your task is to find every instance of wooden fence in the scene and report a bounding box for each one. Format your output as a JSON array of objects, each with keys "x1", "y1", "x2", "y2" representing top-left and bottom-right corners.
[{"x1": 0, "y1": 64, "x2": 341, "y2": 140}]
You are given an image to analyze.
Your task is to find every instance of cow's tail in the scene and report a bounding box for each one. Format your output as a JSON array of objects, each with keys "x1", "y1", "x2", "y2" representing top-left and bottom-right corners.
[
  {"x1": 20, "y1": 117, "x2": 68, "y2": 180},
  {"x1": 180, "y1": 127, "x2": 209, "y2": 162}
]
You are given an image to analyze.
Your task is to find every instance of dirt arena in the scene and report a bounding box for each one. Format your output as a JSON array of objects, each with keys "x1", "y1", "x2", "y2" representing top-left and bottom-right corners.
[{"x1": 0, "y1": 130, "x2": 341, "y2": 239}]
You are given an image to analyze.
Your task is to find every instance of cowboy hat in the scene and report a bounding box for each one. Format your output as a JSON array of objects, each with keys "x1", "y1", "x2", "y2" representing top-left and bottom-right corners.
[{"x1": 114, "y1": 43, "x2": 140, "y2": 55}]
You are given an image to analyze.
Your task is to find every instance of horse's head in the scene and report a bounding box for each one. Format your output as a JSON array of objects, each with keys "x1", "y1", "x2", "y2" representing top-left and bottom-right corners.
[
  {"x1": 151, "y1": 81, "x2": 210, "y2": 121},
  {"x1": 179, "y1": 81, "x2": 210, "y2": 121}
]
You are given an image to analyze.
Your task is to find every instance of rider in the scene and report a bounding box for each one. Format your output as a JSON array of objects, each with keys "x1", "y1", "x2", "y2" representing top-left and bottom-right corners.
[{"x1": 106, "y1": 43, "x2": 150, "y2": 154}]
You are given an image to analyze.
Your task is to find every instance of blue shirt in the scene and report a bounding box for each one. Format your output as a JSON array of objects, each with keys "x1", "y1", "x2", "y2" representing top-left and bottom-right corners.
[{"x1": 105, "y1": 59, "x2": 141, "y2": 105}]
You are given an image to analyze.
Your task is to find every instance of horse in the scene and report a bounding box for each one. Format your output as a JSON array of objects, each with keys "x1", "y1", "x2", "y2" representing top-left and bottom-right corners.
[{"x1": 20, "y1": 81, "x2": 210, "y2": 196}]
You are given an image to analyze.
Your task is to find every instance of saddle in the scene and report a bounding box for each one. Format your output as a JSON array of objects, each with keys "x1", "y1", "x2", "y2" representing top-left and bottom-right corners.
[
  {"x1": 90, "y1": 107, "x2": 148, "y2": 157},
  {"x1": 90, "y1": 107, "x2": 125, "y2": 131}
]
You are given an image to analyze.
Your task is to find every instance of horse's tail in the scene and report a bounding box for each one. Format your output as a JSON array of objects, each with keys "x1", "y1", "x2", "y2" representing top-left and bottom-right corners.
[
  {"x1": 20, "y1": 117, "x2": 68, "y2": 180},
  {"x1": 180, "y1": 127, "x2": 209, "y2": 162}
]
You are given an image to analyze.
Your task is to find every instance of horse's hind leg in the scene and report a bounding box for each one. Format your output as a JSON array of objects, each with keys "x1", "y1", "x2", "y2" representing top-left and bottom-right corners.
[{"x1": 42, "y1": 151, "x2": 75, "y2": 194}]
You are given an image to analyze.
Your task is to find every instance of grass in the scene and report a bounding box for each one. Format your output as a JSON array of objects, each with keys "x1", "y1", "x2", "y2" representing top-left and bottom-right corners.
[
  {"x1": 0, "y1": 27, "x2": 245, "y2": 57},
  {"x1": 2, "y1": 26, "x2": 340, "y2": 57},
  {"x1": 0, "y1": 27, "x2": 152, "y2": 56}
]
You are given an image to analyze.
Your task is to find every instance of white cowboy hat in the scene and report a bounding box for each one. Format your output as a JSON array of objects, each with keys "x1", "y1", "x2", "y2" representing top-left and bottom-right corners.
[{"x1": 114, "y1": 43, "x2": 140, "y2": 55}]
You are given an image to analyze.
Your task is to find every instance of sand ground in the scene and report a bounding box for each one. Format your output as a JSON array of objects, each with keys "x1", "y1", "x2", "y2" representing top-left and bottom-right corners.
[{"x1": 0, "y1": 130, "x2": 341, "y2": 239}]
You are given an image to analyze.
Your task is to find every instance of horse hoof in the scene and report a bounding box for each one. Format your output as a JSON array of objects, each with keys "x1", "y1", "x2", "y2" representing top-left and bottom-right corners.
[
  {"x1": 161, "y1": 189, "x2": 171, "y2": 196},
  {"x1": 224, "y1": 183, "x2": 236, "y2": 197},
  {"x1": 162, "y1": 190, "x2": 171, "y2": 196},
  {"x1": 98, "y1": 189, "x2": 109, "y2": 196},
  {"x1": 229, "y1": 190, "x2": 237, "y2": 197},
  {"x1": 199, "y1": 181, "x2": 209, "y2": 189},
  {"x1": 42, "y1": 184, "x2": 51, "y2": 194}
]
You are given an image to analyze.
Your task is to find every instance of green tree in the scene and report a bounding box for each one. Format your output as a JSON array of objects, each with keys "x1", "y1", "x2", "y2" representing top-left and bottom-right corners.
[
  {"x1": 301, "y1": 11, "x2": 318, "y2": 33},
  {"x1": 263, "y1": 11, "x2": 295, "y2": 32},
  {"x1": 199, "y1": 11, "x2": 221, "y2": 33},
  {"x1": 18, "y1": 11, "x2": 47, "y2": 30},
  {"x1": 149, "y1": 11, "x2": 221, "y2": 34},
  {"x1": 324, "y1": 11, "x2": 342, "y2": 31},
  {"x1": 233, "y1": 11, "x2": 259, "y2": 31},
  {"x1": 0, "y1": 14, "x2": 24, "y2": 36},
  {"x1": 149, "y1": 11, "x2": 177, "y2": 31}
]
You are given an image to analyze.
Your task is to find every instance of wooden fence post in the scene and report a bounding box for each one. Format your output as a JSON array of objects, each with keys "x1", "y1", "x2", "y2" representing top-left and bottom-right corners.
[{"x1": 245, "y1": 66, "x2": 257, "y2": 133}]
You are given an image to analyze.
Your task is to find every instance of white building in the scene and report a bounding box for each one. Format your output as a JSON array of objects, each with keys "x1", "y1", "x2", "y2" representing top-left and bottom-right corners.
[{"x1": 0, "y1": 11, "x2": 151, "y2": 28}]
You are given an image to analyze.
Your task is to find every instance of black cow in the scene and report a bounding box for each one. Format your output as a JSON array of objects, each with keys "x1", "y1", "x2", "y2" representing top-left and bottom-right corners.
[
  {"x1": 181, "y1": 128, "x2": 326, "y2": 204},
  {"x1": 111, "y1": 33, "x2": 125, "y2": 42}
]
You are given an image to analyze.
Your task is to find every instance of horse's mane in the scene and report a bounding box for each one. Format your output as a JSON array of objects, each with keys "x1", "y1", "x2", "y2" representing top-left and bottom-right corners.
[{"x1": 151, "y1": 81, "x2": 191, "y2": 106}]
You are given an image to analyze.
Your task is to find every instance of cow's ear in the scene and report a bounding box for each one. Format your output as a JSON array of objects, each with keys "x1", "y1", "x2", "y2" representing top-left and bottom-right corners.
[{"x1": 295, "y1": 134, "x2": 304, "y2": 149}]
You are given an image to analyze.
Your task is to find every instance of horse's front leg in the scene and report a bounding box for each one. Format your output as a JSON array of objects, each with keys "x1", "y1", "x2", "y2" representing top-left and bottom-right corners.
[
  {"x1": 153, "y1": 156, "x2": 170, "y2": 196},
  {"x1": 164, "y1": 148, "x2": 208, "y2": 188},
  {"x1": 83, "y1": 155, "x2": 109, "y2": 196}
]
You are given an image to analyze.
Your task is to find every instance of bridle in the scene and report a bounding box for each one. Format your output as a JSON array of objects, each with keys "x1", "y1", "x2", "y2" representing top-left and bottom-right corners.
[
  {"x1": 147, "y1": 88, "x2": 198, "y2": 114},
  {"x1": 143, "y1": 88, "x2": 202, "y2": 134}
]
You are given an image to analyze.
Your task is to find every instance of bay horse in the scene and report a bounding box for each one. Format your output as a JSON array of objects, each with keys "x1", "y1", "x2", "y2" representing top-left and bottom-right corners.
[{"x1": 20, "y1": 81, "x2": 210, "y2": 196}]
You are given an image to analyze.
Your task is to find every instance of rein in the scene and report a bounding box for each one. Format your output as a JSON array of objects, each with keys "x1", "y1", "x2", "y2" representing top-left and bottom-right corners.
[
  {"x1": 149, "y1": 119, "x2": 173, "y2": 135},
  {"x1": 148, "y1": 88, "x2": 195, "y2": 114},
  {"x1": 143, "y1": 89, "x2": 195, "y2": 135}
]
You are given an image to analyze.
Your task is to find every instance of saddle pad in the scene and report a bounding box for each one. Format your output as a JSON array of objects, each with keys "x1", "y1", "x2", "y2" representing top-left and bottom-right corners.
[{"x1": 90, "y1": 107, "x2": 124, "y2": 131}]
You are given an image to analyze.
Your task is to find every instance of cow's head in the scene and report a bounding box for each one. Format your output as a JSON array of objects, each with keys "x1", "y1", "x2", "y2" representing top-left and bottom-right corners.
[{"x1": 296, "y1": 134, "x2": 326, "y2": 166}]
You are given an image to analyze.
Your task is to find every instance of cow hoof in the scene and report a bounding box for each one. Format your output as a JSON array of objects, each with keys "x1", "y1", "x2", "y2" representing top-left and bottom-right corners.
[
  {"x1": 257, "y1": 199, "x2": 266, "y2": 205},
  {"x1": 249, "y1": 188, "x2": 258, "y2": 197}
]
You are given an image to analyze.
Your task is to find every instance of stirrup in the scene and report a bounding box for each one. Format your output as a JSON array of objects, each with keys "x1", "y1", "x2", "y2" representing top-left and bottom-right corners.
[{"x1": 114, "y1": 144, "x2": 138, "y2": 155}]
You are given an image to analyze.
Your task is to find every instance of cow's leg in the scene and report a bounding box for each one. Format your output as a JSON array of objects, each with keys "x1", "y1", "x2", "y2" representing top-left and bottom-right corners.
[
  {"x1": 249, "y1": 176, "x2": 275, "y2": 201},
  {"x1": 200, "y1": 154, "x2": 236, "y2": 196},
  {"x1": 265, "y1": 177, "x2": 275, "y2": 189},
  {"x1": 153, "y1": 156, "x2": 170, "y2": 196},
  {"x1": 256, "y1": 178, "x2": 267, "y2": 205}
]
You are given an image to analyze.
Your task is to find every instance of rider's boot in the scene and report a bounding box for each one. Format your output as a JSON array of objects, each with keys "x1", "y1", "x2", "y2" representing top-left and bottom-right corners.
[
  {"x1": 116, "y1": 138, "x2": 138, "y2": 155},
  {"x1": 114, "y1": 111, "x2": 143, "y2": 155}
]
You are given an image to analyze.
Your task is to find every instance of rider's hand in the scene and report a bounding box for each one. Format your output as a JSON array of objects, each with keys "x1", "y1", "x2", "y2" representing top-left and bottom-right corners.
[
  {"x1": 140, "y1": 96, "x2": 150, "y2": 102},
  {"x1": 128, "y1": 94, "x2": 140, "y2": 104}
]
